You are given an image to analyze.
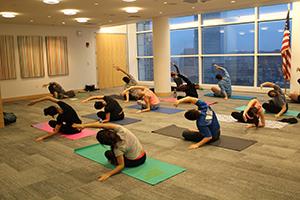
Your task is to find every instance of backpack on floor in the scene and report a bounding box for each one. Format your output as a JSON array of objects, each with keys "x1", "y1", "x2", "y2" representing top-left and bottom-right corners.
[
  {"x1": 3, "y1": 112, "x2": 17, "y2": 125},
  {"x1": 65, "y1": 90, "x2": 76, "y2": 98}
]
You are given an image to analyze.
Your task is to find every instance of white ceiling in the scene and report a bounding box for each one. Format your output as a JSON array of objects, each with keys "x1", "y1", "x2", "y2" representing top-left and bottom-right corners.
[{"x1": 0, "y1": 0, "x2": 293, "y2": 27}]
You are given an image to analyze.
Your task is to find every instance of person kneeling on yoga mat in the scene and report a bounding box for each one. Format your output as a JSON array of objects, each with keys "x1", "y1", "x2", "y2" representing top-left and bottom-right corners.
[
  {"x1": 260, "y1": 82, "x2": 288, "y2": 118},
  {"x1": 174, "y1": 97, "x2": 220, "y2": 149},
  {"x1": 73, "y1": 122, "x2": 146, "y2": 182},
  {"x1": 210, "y1": 64, "x2": 232, "y2": 100},
  {"x1": 28, "y1": 96, "x2": 82, "y2": 142},
  {"x1": 81, "y1": 95, "x2": 124, "y2": 123},
  {"x1": 122, "y1": 86, "x2": 160, "y2": 113},
  {"x1": 231, "y1": 99, "x2": 265, "y2": 128}
]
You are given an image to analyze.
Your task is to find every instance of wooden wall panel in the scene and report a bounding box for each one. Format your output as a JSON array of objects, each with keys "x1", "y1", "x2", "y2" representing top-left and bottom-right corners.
[
  {"x1": 0, "y1": 87, "x2": 4, "y2": 128},
  {"x1": 96, "y1": 34, "x2": 127, "y2": 89}
]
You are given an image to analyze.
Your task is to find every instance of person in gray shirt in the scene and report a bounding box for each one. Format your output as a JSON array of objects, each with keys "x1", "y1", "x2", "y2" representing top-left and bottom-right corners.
[
  {"x1": 211, "y1": 64, "x2": 232, "y2": 100},
  {"x1": 73, "y1": 122, "x2": 146, "y2": 182},
  {"x1": 114, "y1": 66, "x2": 138, "y2": 102},
  {"x1": 260, "y1": 82, "x2": 288, "y2": 118}
]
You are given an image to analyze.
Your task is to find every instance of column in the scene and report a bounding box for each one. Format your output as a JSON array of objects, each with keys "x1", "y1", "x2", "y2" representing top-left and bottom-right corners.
[
  {"x1": 0, "y1": 86, "x2": 4, "y2": 128},
  {"x1": 152, "y1": 17, "x2": 171, "y2": 96},
  {"x1": 291, "y1": 2, "x2": 300, "y2": 92}
]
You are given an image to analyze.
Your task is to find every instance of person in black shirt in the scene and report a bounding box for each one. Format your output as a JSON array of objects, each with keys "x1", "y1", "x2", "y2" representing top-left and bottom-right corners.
[
  {"x1": 42, "y1": 82, "x2": 75, "y2": 99},
  {"x1": 175, "y1": 73, "x2": 199, "y2": 100},
  {"x1": 28, "y1": 96, "x2": 82, "y2": 142},
  {"x1": 171, "y1": 63, "x2": 183, "y2": 90},
  {"x1": 81, "y1": 95, "x2": 124, "y2": 123}
]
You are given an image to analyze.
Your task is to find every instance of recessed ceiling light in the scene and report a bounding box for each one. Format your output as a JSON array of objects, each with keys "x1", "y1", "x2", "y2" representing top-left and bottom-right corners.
[
  {"x1": 192, "y1": 6, "x2": 195, "y2": 9},
  {"x1": 0, "y1": 12, "x2": 17, "y2": 18},
  {"x1": 159, "y1": 11, "x2": 163, "y2": 14},
  {"x1": 62, "y1": 21, "x2": 65, "y2": 24},
  {"x1": 62, "y1": 9, "x2": 79, "y2": 16},
  {"x1": 230, "y1": 0, "x2": 236, "y2": 3},
  {"x1": 48, "y1": 15, "x2": 51, "y2": 18},
  {"x1": 94, "y1": 2, "x2": 99, "y2": 6},
  {"x1": 30, "y1": 19, "x2": 34, "y2": 22},
  {"x1": 164, "y1": 1, "x2": 168, "y2": 4},
  {"x1": 43, "y1": 0, "x2": 61, "y2": 5},
  {"x1": 123, "y1": 7, "x2": 140, "y2": 13},
  {"x1": 122, "y1": 0, "x2": 136, "y2": 2},
  {"x1": 75, "y1": 18, "x2": 89, "y2": 23}
]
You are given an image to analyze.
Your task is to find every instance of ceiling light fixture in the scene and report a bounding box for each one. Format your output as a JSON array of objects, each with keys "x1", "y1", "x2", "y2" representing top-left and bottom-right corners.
[
  {"x1": 164, "y1": 2, "x2": 168, "y2": 4},
  {"x1": 123, "y1": 7, "x2": 140, "y2": 13},
  {"x1": 94, "y1": 2, "x2": 99, "y2": 6},
  {"x1": 62, "y1": 9, "x2": 79, "y2": 16},
  {"x1": 62, "y1": 21, "x2": 65, "y2": 24},
  {"x1": 230, "y1": 0, "x2": 236, "y2": 3},
  {"x1": 43, "y1": 0, "x2": 61, "y2": 5},
  {"x1": 192, "y1": 6, "x2": 195, "y2": 9},
  {"x1": 0, "y1": 12, "x2": 17, "y2": 18},
  {"x1": 122, "y1": 0, "x2": 137, "y2": 2},
  {"x1": 75, "y1": 17, "x2": 89, "y2": 23},
  {"x1": 159, "y1": 11, "x2": 163, "y2": 14}
]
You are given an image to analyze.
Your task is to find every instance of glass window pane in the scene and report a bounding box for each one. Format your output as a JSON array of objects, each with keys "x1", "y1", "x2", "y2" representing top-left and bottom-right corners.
[
  {"x1": 136, "y1": 21, "x2": 152, "y2": 32},
  {"x1": 170, "y1": 15, "x2": 198, "y2": 24},
  {"x1": 202, "y1": 23, "x2": 254, "y2": 54},
  {"x1": 171, "y1": 28, "x2": 198, "y2": 55},
  {"x1": 202, "y1": 8, "x2": 254, "y2": 26},
  {"x1": 138, "y1": 58, "x2": 153, "y2": 81},
  {"x1": 259, "y1": 4, "x2": 290, "y2": 20},
  {"x1": 171, "y1": 57, "x2": 199, "y2": 83},
  {"x1": 258, "y1": 20, "x2": 292, "y2": 53},
  {"x1": 257, "y1": 56, "x2": 288, "y2": 88},
  {"x1": 137, "y1": 33, "x2": 153, "y2": 56},
  {"x1": 202, "y1": 56, "x2": 254, "y2": 86}
]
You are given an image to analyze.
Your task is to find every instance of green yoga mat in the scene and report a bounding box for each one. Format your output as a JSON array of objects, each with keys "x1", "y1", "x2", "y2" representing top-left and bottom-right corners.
[
  {"x1": 74, "y1": 144, "x2": 186, "y2": 185},
  {"x1": 235, "y1": 105, "x2": 300, "y2": 117}
]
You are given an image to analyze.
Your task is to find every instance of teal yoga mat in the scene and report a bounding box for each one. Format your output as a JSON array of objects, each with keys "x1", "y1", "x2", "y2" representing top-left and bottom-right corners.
[
  {"x1": 204, "y1": 93, "x2": 256, "y2": 100},
  {"x1": 235, "y1": 105, "x2": 300, "y2": 117},
  {"x1": 74, "y1": 144, "x2": 186, "y2": 185}
]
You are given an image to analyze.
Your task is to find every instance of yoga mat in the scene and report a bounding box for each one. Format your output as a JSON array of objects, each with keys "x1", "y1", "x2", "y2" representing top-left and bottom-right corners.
[
  {"x1": 109, "y1": 94, "x2": 125, "y2": 100},
  {"x1": 152, "y1": 125, "x2": 257, "y2": 151},
  {"x1": 204, "y1": 93, "x2": 256, "y2": 100},
  {"x1": 74, "y1": 144, "x2": 186, "y2": 185},
  {"x1": 216, "y1": 114, "x2": 288, "y2": 129},
  {"x1": 82, "y1": 114, "x2": 142, "y2": 125},
  {"x1": 127, "y1": 104, "x2": 184, "y2": 114},
  {"x1": 31, "y1": 122, "x2": 97, "y2": 140},
  {"x1": 235, "y1": 105, "x2": 300, "y2": 117}
]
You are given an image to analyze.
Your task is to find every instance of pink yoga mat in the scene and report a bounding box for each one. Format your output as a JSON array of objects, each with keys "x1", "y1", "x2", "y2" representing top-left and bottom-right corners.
[
  {"x1": 159, "y1": 97, "x2": 217, "y2": 106},
  {"x1": 31, "y1": 122, "x2": 97, "y2": 140}
]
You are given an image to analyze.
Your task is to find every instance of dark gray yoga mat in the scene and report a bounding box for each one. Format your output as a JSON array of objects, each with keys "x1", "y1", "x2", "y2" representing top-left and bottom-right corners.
[
  {"x1": 152, "y1": 125, "x2": 257, "y2": 151},
  {"x1": 82, "y1": 113, "x2": 141, "y2": 125}
]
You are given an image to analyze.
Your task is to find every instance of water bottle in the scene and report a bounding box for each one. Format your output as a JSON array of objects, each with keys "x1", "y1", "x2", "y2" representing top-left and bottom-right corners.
[{"x1": 173, "y1": 88, "x2": 177, "y2": 98}]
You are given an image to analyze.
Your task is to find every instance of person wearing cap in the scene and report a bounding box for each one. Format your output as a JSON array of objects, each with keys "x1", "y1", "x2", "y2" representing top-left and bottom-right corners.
[
  {"x1": 81, "y1": 95, "x2": 124, "y2": 123},
  {"x1": 174, "y1": 96, "x2": 221, "y2": 149},
  {"x1": 28, "y1": 96, "x2": 82, "y2": 141},
  {"x1": 260, "y1": 82, "x2": 288, "y2": 118}
]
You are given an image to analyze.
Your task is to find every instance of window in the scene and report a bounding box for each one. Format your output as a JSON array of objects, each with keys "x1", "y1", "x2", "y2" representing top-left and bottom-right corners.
[
  {"x1": 259, "y1": 4, "x2": 290, "y2": 20},
  {"x1": 202, "y1": 8, "x2": 254, "y2": 26},
  {"x1": 257, "y1": 56, "x2": 288, "y2": 87},
  {"x1": 202, "y1": 56, "x2": 254, "y2": 86},
  {"x1": 202, "y1": 23, "x2": 254, "y2": 54},
  {"x1": 258, "y1": 20, "x2": 292, "y2": 53},
  {"x1": 171, "y1": 57, "x2": 199, "y2": 83},
  {"x1": 170, "y1": 28, "x2": 198, "y2": 55},
  {"x1": 138, "y1": 58, "x2": 153, "y2": 81},
  {"x1": 170, "y1": 15, "x2": 198, "y2": 25},
  {"x1": 136, "y1": 21, "x2": 152, "y2": 32},
  {"x1": 137, "y1": 33, "x2": 153, "y2": 56}
]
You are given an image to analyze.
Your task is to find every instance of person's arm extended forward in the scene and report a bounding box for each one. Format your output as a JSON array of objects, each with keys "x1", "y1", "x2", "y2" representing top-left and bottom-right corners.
[
  {"x1": 35, "y1": 124, "x2": 61, "y2": 142},
  {"x1": 122, "y1": 86, "x2": 146, "y2": 95},
  {"x1": 28, "y1": 96, "x2": 59, "y2": 106},
  {"x1": 81, "y1": 95, "x2": 104, "y2": 103},
  {"x1": 174, "y1": 96, "x2": 198, "y2": 107},
  {"x1": 114, "y1": 66, "x2": 131, "y2": 77},
  {"x1": 177, "y1": 74, "x2": 192, "y2": 85},
  {"x1": 98, "y1": 155, "x2": 125, "y2": 181},
  {"x1": 189, "y1": 137, "x2": 212, "y2": 149},
  {"x1": 260, "y1": 82, "x2": 275, "y2": 89},
  {"x1": 72, "y1": 121, "x2": 118, "y2": 130}
]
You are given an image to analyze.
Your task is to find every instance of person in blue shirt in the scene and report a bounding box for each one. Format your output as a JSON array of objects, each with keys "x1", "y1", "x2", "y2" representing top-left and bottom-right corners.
[
  {"x1": 211, "y1": 64, "x2": 232, "y2": 100},
  {"x1": 174, "y1": 97, "x2": 221, "y2": 149}
]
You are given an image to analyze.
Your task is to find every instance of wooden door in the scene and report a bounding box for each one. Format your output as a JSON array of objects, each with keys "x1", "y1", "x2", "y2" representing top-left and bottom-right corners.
[
  {"x1": 96, "y1": 33, "x2": 127, "y2": 89},
  {"x1": 0, "y1": 87, "x2": 4, "y2": 128}
]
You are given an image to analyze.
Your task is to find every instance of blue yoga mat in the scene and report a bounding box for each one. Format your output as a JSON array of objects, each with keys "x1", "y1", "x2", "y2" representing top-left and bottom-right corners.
[
  {"x1": 82, "y1": 114, "x2": 142, "y2": 125},
  {"x1": 127, "y1": 104, "x2": 184, "y2": 114},
  {"x1": 75, "y1": 144, "x2": 186, "y2": 185},
  {"x1": 204, "y1": 93, "x2": 256, "y2": 100},
  {"x1": 235, "y1": 105, "x2": 300, "y2": 117}
]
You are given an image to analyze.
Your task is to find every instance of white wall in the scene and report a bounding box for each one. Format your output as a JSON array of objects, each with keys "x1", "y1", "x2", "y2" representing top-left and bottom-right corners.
[
  {"x1": 98, "y1": 25, "x2": 127, "y2": 34},
  {"x1": 291, "y1": 2, "x2": 300, "y2": 92},
  {"x1": 0, "y1": 24, "x2": 97, "y2": 99}
]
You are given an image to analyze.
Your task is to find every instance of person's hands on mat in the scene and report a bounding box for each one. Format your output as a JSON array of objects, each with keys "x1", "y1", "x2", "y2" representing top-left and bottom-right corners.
[
  {"x1": 188, "y1": 144, "x2": 200, "y2": 149},
  {"x1": 274, "y1": 113, "x2": 281, "y2": 118},
  {"x1": 98, "y1": 172, "x2": 111, "y2": 182}
]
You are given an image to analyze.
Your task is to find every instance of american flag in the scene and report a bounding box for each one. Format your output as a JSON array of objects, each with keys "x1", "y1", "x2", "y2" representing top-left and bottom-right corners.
[{"x1": 281, "y1": 11, "x2": 291, "y2": 80}]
